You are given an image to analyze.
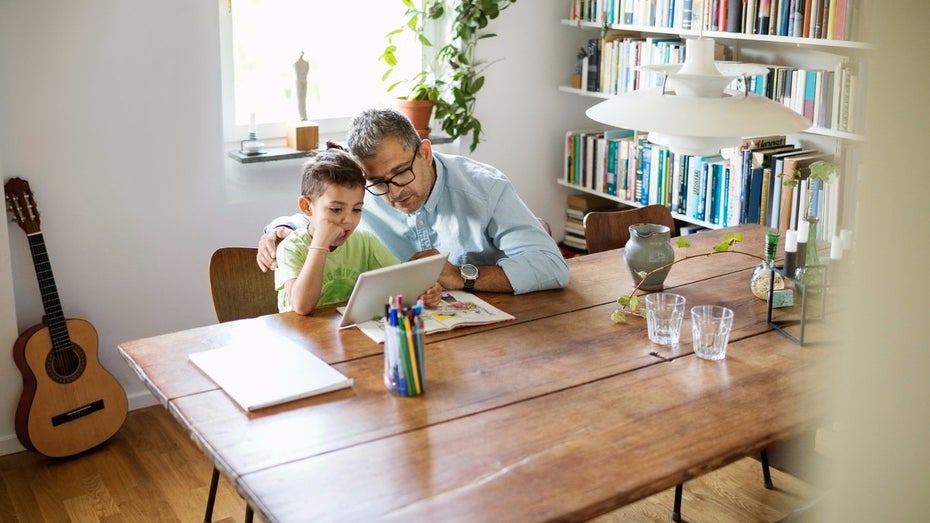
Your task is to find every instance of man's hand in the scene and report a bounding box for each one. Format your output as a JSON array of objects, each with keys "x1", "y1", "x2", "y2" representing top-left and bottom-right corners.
[
  {"x1": 258, "y1": 228, "x2": 291, "y2": 272},
  {"x1": 409, "y1": 249, "x2": 458, "y2": 290},
  {"x1": 408, "y1": 249, "x2": 440, "y2": 260}
]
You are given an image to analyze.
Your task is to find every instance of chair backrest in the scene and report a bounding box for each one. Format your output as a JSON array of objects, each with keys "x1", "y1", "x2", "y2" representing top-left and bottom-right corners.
[
  {"x1": 582, "y1": 204, "x2": 676, "y2": 254},
  {"x1": 208, "y1": 247, "x2": 279, "y2": 323}
]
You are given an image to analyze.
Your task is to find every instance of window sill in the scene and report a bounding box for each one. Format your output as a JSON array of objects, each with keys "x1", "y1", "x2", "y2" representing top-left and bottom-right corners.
[{"x1": 227, "y1": 147, "x2": 314, "y2": 164}]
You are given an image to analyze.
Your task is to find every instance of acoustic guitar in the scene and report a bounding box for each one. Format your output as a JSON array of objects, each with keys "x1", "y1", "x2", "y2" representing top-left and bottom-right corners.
[{"x1": 4, "y1": 177, "x2": 128, "y2": 457}]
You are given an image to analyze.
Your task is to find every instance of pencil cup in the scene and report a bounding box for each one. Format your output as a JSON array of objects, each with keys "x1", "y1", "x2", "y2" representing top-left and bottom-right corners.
[{"x1": 383, "y1": 315, "x2": 425, "y2": 397}]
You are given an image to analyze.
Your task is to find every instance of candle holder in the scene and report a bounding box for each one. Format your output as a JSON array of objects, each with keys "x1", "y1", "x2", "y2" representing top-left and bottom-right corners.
[
  {"x1": 240, "y1": 131, "x2": 266, "y2": 156},
  {"x1": 766, "y1": 264, "x2": 830, "y2": 346}
]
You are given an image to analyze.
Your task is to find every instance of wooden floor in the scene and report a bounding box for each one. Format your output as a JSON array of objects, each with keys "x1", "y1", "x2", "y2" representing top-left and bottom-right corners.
[{"x1": 0, "y1": 406, "x2": 826, "y2": 522}]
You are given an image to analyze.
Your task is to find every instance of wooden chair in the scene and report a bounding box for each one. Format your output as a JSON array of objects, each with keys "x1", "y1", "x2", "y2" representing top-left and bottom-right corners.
[
  {"x1": 209, "y1": 247, "x2": 278, "y2": 323},
  {"x1": 582, "y1": 204, "x2": 676, "y2": 253},
  {"x1": 204, "y1": 247, "x2": 278, "y2": 522}
]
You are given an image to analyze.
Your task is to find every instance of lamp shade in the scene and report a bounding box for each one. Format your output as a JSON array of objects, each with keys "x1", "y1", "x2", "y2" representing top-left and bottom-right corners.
[{"x1": 585, "y1": 38, "x2": 812, "y2": 156}]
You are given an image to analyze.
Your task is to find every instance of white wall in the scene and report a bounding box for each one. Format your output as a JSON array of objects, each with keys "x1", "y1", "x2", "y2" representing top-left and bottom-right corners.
[
  {"x1": 0, "y1": 0, "x2": 591, "y2": 454},
  {"x1": 0, "y1": 153, "x2": 21, "y2": 454}
]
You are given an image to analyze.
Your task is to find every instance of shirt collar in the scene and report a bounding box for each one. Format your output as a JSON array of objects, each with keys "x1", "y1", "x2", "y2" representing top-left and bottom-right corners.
[{"x1": 422, "y1": 153, "x2": 445, "y2": 214}]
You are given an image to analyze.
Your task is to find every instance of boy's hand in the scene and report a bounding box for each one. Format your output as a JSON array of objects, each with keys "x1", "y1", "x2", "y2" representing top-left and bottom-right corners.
[
  {"x1": 309, "y1": 218, "x2": 344, "y2": 248},
  {"x1": 258, "y1": 228, "x2": 292, "y2": 272},
  {"x1": 419, "y1": 282, "x2": 443, "y2": 309}
]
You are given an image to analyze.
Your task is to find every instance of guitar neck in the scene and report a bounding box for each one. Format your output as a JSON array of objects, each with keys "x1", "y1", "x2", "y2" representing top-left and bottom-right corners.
[{"x1": 26, "y1": 232, "x2": 71, "y2": 352}]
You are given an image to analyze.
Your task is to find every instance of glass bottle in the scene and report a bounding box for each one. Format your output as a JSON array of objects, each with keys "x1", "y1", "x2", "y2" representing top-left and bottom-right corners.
[
  {"x1": 750, "y1": 231, "x2": 785, "y2": 300},
  {"x1": 794, "y1": 217, "x2": 827, "y2": 304}
]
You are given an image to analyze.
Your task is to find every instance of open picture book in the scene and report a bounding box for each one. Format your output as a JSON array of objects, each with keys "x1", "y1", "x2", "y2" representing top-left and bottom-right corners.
[{"x1": 350, "y1": 290, "x2": 515, "y2": 344}]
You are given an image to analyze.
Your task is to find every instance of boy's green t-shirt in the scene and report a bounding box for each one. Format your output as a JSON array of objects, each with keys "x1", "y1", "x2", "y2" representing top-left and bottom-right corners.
[{"x1": 275, "y1": 228, "x2": 399, "y2": 312}]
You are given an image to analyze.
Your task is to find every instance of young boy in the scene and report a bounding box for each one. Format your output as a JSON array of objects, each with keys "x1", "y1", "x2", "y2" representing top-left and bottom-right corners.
[{"x1": 275, "y1": 143, "x2": 441, "y2": 314}]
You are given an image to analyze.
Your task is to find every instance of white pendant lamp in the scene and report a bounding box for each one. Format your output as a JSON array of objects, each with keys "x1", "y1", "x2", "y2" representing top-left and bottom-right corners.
[{"x1": 585, "y1": 38, "x2": 812, "y2": 156}]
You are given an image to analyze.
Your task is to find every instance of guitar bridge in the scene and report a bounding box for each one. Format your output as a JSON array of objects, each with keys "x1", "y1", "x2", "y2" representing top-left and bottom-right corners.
[{"x1": 51, "y1": 399, "x2": 105, "y2": 426}]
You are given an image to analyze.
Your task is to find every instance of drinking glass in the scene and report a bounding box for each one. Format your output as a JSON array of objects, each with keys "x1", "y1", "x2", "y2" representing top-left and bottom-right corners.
[
  {"x1": 644, "y1": 292, "x2": 686, "y2": 346},
  {"x1": 690, "y1": 305, "x2": 735, "y2": 360}
]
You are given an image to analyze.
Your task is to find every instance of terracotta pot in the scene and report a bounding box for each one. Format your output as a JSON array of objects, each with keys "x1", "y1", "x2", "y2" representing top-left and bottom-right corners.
[{"x1": 397, "y1": 99, "x2": 434, "y2": 138}]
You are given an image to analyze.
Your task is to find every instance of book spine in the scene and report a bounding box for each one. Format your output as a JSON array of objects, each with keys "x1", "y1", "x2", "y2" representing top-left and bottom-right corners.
[
  {"x1": 757, "y1": 0, "x2": 771, "y2": 34},
  {"x1": 682, "y1": 0, "x2": 693, "y2": 29},
  {"x1": 587, "y1": 38, "x2": 600, "y2": 92},
  {"x1": 726, "y1": 0, "x2": 742, "y2": 32},
  {"x1": 639, "y1": 142, "x2": 652, "y2": 205}
]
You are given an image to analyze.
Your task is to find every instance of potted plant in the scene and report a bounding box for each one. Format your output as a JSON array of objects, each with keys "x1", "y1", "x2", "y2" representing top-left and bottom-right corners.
[
  {"x1": 380, "y1": 1, "x2": 445, "y2": 138},
  {"x1": 381, "y1": 0, "x2": 517, "y2": 150}
]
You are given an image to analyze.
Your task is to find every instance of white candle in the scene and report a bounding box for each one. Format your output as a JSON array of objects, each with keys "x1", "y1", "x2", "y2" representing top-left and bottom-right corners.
[
  {"x1": 840, "y1": 229, "x2": 853, "y2": 250},
  {"x1": 830, "y1": 235, "x2": 843, "y2": 260},
  {"x1": 785, "y1": 229, "x2": 798, "y2": 252},
  {"x1": 797, "y1": 220, "x2": 810, "y2": 243},
  {"x1": 249, "y1": 112, "x2": 256, "y2": 134}
]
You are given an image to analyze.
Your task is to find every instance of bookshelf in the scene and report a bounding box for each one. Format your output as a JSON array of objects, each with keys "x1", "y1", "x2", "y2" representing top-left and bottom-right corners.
[{"x1": 559, "y1": 0, "x2": 869, "y2": 239}]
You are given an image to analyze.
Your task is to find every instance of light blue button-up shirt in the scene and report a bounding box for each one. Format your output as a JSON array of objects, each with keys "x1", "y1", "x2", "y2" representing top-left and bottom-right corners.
[{"x1": 268, "y1": 151, "x2": 569, "y2": 294}]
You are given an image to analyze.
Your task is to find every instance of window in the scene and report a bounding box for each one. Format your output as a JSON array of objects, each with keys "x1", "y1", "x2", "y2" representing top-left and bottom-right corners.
[{"x1": 219, "y1": 0, "x2": 421, "y2": 142}]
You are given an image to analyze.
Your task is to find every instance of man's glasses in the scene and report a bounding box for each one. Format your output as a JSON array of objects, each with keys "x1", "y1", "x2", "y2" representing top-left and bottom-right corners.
[{"x1": 364, "y1": 143, "x2": 419, "y2": 196}]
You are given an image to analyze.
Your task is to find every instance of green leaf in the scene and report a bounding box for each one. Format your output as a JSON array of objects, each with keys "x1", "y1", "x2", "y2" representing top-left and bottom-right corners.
[{"x1": 676, "y1": 237, "x2": 690, "y2": 248}]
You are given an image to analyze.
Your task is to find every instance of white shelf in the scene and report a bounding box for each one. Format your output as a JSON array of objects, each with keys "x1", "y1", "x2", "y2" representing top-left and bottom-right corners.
[
  {"x1": 560, "y1": 19, "x2": 872, "y2": 51},
  {"x1": 556, "y1": 179, "x2": 721, "y2": 230}
]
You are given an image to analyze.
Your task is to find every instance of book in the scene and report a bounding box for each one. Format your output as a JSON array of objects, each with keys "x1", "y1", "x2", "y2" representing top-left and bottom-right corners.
[
  {"x1": 769, "y1": 148, "x2": 817, "y2": 228},
  {"x1": 759, "y1": 167, "x2": 772, "y2": 227},
  {"x1": 744, "y1": 144, "x2": 798, "y2": 223},
  {"x1": 587, "y1": 38, "x2": 600, "y2": 92},
  {"x1": 353, "y1": 291, "x2": 516, "y2": 344},
  {"x1": 564, "y1": 216, "x2": 585, "y2": 236},
  {"x1": 562, "y1": 233, "x2": 588, "y2": 251},
  {"x1": 726, "y1": 0, "x2": 742, "y2": 32},
  {"x1": 756, "y1": 0, "x2": 771, "y2": 34},
  {"x1": 189, "y1": 342, "x2": 353, "y2": 412},
  {"x1": 566, "y1": 193, "x2": 618, "y2": 212},
  {"x1": 781, "y1": 151, "x2": 830, "y2": 232}
]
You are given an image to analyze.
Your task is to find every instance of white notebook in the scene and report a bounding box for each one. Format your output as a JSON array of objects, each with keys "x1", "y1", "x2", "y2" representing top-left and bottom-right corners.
[{"x1": 189, "y1": 342, "x2": 353, "y2": 412}]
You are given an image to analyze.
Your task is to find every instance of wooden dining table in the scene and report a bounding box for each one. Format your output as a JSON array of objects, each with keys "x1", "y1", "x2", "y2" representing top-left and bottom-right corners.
[{"x1": 118, "y1": 224, "x2": 832, "y2": 522}]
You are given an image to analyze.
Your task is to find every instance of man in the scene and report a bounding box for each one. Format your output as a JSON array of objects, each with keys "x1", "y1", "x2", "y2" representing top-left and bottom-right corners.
[{"x1": 258, "y1": 108, "x2": 568, "y2": 294}]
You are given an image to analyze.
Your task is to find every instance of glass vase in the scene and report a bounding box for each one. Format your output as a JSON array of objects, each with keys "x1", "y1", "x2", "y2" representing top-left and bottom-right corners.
[{"x1": 750, "y1": 230, "x2": 785, "y2": 300}]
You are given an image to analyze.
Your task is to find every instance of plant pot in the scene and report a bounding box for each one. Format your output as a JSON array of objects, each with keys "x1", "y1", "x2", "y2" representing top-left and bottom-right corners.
[{"x1": 397, "y1": 99, "x2": 435, "y2": 138}]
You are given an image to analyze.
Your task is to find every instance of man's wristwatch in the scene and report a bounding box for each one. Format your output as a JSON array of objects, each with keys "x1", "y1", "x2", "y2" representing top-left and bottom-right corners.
[{"x1": 460, "y1": 264, "x2": 478, "y2": 291}]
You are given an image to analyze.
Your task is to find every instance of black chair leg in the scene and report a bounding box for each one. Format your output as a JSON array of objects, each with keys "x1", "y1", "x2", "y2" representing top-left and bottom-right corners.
[
  {"x1": 761, "y1": 449, "x2": 775, "y2": 489},
  {"x1": 672, "y1": 483, "x2": 683, "y2": 522},
  {"x1": 203, "y1": 467, "x2": 220, "y2": 523}
]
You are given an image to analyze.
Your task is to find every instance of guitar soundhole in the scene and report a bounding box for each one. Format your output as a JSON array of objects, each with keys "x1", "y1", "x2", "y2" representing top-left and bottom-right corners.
[{"x1": 45, "y1": 344, "x2": 87, "y2": 384}]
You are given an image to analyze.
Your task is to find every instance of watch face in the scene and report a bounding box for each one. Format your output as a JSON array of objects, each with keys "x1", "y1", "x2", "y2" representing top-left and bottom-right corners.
[{"x1": 461, "y1": 264, "x2": 478, "y2": 279}]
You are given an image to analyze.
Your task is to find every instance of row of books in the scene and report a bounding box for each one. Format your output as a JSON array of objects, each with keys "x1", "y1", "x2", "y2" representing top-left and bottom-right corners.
[
  {"x1": 569, "y1": 0, "x2": 860, "y2": 41},
  {"x1": 582, "y1": 34, "x2": 722, "y2": 95},
  {"x1": 734, "y1": 62, "x2": 863, "y2": 133},
  {"x1": 563, "y1": 131, "x2": 841, "y2": 241},
  {"x1": 580, "y1": 34, "x2": 862, "y2": 134}
]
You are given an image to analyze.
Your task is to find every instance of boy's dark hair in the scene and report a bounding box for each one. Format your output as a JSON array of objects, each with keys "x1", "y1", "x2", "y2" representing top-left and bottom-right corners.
[{"x1": 300, "y1": 141, "x2": 365, "y2": 199}]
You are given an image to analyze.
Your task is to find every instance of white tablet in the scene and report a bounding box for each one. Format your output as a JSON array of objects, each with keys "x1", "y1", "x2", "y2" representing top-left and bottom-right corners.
[{"x1": 337, "y1": 252, "x2": 448, "y2": 328}]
